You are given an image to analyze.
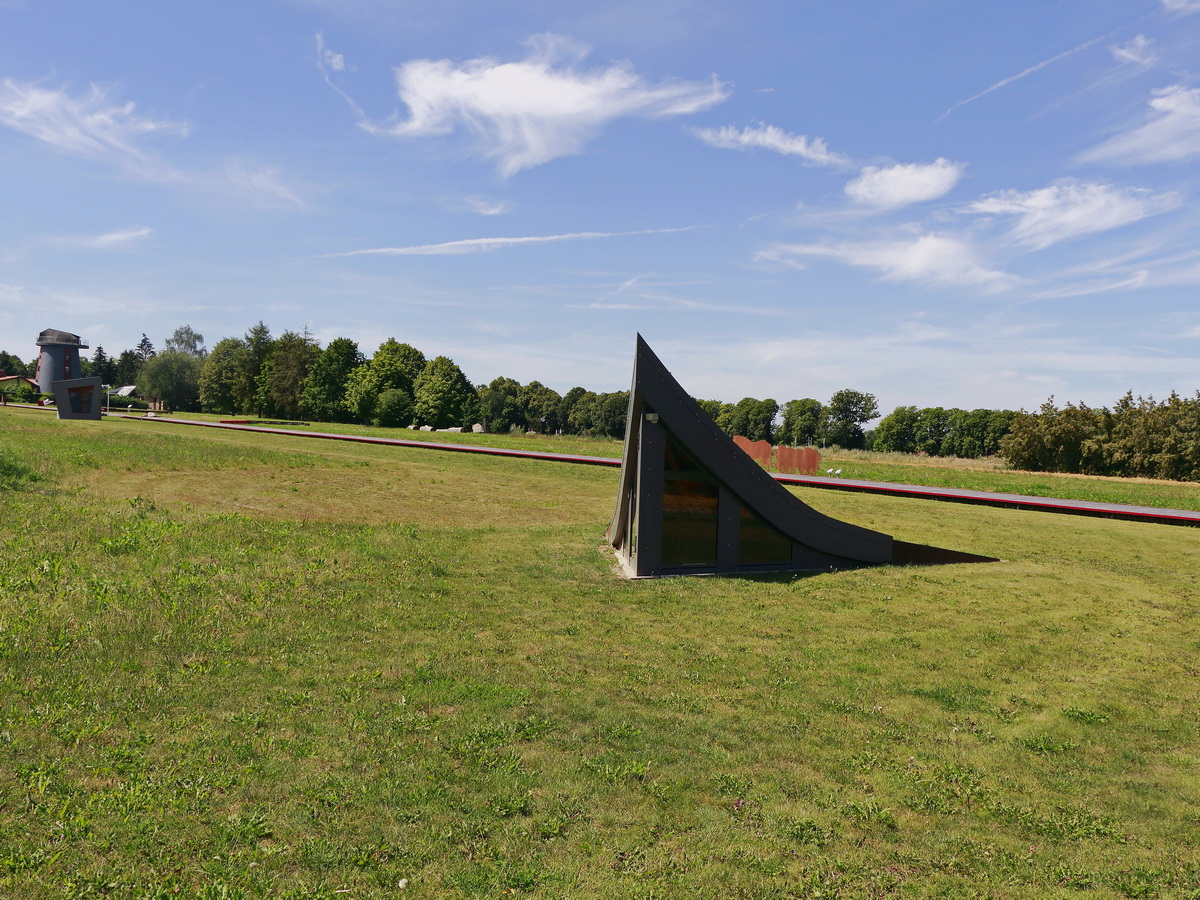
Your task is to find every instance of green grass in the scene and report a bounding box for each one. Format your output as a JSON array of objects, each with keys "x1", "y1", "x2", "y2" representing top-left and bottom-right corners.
[
  {"x1": 819, "y1": 449, "x2": 1200, "y2": 512},
  {"x1": 2, "y1": 408, "x2": 1200, "y2": 898},
  {"x1": 117, "y1": 408, "x2": 1200, "y2": 512}
]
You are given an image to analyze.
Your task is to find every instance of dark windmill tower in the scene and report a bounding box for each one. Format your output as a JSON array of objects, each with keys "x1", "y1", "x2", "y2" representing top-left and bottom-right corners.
[
  {"x1": 34, "y1": 328, "x2": 103, "y2": 419},
  {"x1": 35, "y1": 329, "x2": 88, "y2": 394}
]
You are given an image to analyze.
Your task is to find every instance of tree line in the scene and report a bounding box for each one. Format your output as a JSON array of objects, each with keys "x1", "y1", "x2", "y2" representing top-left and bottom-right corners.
[
  {"x1": 871, "y1": 406, "x2": 1017, "y2": 458},
  {"x1": 33, "y1": 326, "x2": 1200, "y2": 483},
  {"x1": 0, "y1": 324, "x2": 898, "y2": 444},
  {"x1": 998, "y1": 393, "x2": 1200, "y2": 481}
]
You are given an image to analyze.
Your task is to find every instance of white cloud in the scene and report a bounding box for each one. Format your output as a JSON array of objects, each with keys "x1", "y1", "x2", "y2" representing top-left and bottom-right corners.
[
  {"x1": 1080, "y1": 84, "x2": 1200, "y2": 164},
  {"x1": 374, "y1": 34, "x2": 729, "y2": 176},
  {"x1": 969, "y1": 180, "x2": 1180, "y2": 249},
  {"x1": 323, "y1": 48, "x2": 346, "y2": 72},
  {"x1": 224, "y1": 164, "x2": 306, "y2": 209},
  {"x1": 1161, "y1": 0, "x2": 1200, "y2": 13},
  {"x1": 0, "y1": 79, "x2": 186, "y2": 177},
  {"x1": 464, "y1": 195, "x2": 511, "y2": 216},
  {"x1": 1110, "y1": 35, "x2": 1157, "y2": 66},
  {"x1": 1033, "y1": 270, "x2": 1150, "y2": 299},
  {"x1": 69, "y1": 227, "x2": 152, "y2": 249},
  {"x1": 325, "y1": 225, "x2": 699, "y2": 257},
  {"x1": 844, "y1": 158, "x2": 965, "y2": 208},
  {"x1": 691, "y1": 123, "x2": 848, "y2": 166},
  {"x1": 758, "y1": 233, "x2": 1015, "y2": 291},
  {"x1": 315, "y1": 33, "x2": 365, "y2": 119}
]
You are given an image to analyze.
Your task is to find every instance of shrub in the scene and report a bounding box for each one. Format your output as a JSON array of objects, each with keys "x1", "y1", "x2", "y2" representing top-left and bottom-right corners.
[{"x1": 373, "y1": 388, "x2": 413, "y2": 429}]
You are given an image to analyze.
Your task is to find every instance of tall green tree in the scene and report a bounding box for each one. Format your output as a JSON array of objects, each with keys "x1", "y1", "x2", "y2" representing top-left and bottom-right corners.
[
  {"x1": 412, "y1": 356, "x2": 477, "y2": 429},
  {"x1": 164, "y1": 325, "x2": 206, "y2": 357},
  {"x1": 257, "y1": 330, "x2": 319, "y2": 419},
  {"x1": 871, "y1": 405, "x2": 919, "y2": 453},
  {"x1": 477, "y1": 376, "x2": 523, "y2": 433},
  {"x1": 113, "y1": 349, "x2": 142, "y2": 386},
  {"x1": 89, "y1": 346, "x2": 116, "y2": 384},
  {"x1": 820, "y1": 389, "x2": 879, "y2": 448},
  {"x1": 518, "y1": 381, "x2": 562, "y2": 433},
  {"x1": 136, "y1": 350, "x2": 203, "y2": 411},
  {"x1": 0, "y1": 351, "x2": 29, "y2": 377},
  {"x1": 557, "y1": 386, "x2": 588, "y2": 435},
  {"x1": 300, "y1": 337, "x2": 363, "y2": 422},
  {"x1": 778, "y1": 398, "x2": 824, "y2": 446},
  {"x1": 714, "y1": 397, "x2": 777, "y2": 442},
  {"x1": 198, "y1": 338, "x2": 249, "y2": 414},
  {"x1": 135, "y1": 334, "x2": 156, "y2": 361},
  {"x1": 342, "y1": 338, "x2": 425, "y2": 425},
  {"x1": 597, "y1": 392, "x2": 629, "y2": 439},
  {"x1": 695, "y1": 399, "x2": 723, "y2": 422},
  {"x1": 242, "y1": 321, "x2": 274, "y2": 415}
]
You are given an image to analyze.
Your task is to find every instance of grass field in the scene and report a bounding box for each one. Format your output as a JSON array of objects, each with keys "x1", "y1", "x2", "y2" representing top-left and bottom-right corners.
[
  {"x1": 2, "y1": 407, "x2": 1199, "y2": 898},
  {"x1": 98, "y1": 409, "x2": 1200, "y2": 513}
]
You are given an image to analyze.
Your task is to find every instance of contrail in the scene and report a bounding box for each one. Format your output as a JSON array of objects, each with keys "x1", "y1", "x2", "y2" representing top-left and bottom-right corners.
[
  {"x1": 935, "y1": 31, "x2": 1117, "y2": 123},
  {"x1": 321, "y1": 226, "x2": 703, "y2": 258}
]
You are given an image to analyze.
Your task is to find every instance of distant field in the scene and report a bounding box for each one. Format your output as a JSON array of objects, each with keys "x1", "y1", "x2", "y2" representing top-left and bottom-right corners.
[
  {"x1": 116, "y1": 408, "x2": 1200, "y2": 512},
  {"x1": 2, "y1": 407, "x2": 1199, "y2": 898}
]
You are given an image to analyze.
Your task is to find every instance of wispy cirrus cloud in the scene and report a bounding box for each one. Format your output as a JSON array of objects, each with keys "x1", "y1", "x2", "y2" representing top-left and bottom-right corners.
[
  {"x1": 969, "y1": 180, "x2": 1180, "y2": 250},
  {"x1": 224, "y1": 164, "x2": 306, "y2": 209},
  {"x1": 0, "y1": 78, "x2": 186, "y2": 177},
  {"x1": 758, "y1": 233, "x2": 1015, "y2": 291},
  {"x1": 1079, "y1": 84, "x2": 1200, "y2": 164},
  {"x1": 63, "y1": 227, "x2": 152, "y2": 249},
  {"x1": 315, "y1": 32, "x2": 366, "y2": 119},
  {"x1": 1110, "y1": 35, "x2": 1158, "y2": 67},
  {"x1": 0, "y1": 78, "x2": 306, "y2": 207},
  {"x1": 372, "y1": 34, "x2": 729, "y2": 176},
  {"x1": 691, "y1": 122, "x2": 849, "y2": 166},
  {"x1": 1033, "y1": 270, "x2": 1150, "y2": 299},
  {"x1": 325, "y1": 225, "x2": 700, "y2": 257},
  {"x1": 1161, "y1": 0, "x2": 1200, "y2": 14},
  {"x1": 844, "y1": 158, "x2": 965, "y2": 208},
  {"x1": 463, "y1": 195, "x2": 511, "y2": 216}
]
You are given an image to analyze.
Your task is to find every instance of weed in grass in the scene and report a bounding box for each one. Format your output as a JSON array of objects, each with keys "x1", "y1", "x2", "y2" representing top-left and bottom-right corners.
[
  {"x1": 0, "y1": 448, "x2": 42, "y2": 491},
  {"x1": 911, "y1": 682, "x2": 992, "y2": 712},
  {"x1": 1018, "y1": 734, "x2": 1079, "y2": 755},
  {"x1": 782, "y1": 816, "x2": 833, "y2": 846},
  {"x1": 1063, "y1": 706, "x2": 1110, "y2": 724}
]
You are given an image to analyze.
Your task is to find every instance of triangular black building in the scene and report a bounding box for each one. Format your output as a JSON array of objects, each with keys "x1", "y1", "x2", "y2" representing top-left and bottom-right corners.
[{"x1": 607, "y1": 336, "x2": 990, "y2": 577}]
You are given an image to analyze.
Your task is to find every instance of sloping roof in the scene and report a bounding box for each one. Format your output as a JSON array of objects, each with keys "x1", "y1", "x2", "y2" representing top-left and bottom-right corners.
[
  {"x1": 606, "y1": 335, "x2": 993, "y2": 577},
  {"x1": 36, "y1": 329, "x2": 86, "y2": 346}
]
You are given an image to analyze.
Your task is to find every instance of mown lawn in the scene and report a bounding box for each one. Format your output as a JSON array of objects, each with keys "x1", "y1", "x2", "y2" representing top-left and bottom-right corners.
[
  {"x1": 106, "y1": 408, "x2": 1200, "y2": 513},
  {"x1": 2, "y1": 408, "x2": 1198, "y2": 898}
]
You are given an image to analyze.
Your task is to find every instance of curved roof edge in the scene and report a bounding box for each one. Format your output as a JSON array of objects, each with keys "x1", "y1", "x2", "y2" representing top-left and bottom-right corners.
[{"x1": 608, "y1": 335, "x2": 892, "y2": 565}]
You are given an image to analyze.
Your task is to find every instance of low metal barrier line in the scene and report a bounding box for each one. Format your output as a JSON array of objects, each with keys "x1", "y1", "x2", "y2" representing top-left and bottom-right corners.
[{"x1": 120, "y1": 415, "x2": 1200, "y2": 528}]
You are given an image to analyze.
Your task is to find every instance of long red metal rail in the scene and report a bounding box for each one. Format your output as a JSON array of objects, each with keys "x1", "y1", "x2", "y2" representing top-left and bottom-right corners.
[{"x1": 118, "y1": 414, "x2": 1200, "y2": 528}]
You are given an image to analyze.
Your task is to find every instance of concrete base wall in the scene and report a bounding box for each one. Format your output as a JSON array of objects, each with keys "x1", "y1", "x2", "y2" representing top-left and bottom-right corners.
[{"x1": 51, "y1": 377, "x2": 103, "y2": 420}]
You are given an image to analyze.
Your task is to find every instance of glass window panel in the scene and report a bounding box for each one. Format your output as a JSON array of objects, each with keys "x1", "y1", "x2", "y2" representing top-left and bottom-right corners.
[
  {"x1": 738, "y1": 504, "x2": 793, "y2": 565},
  {"x1": 661, "y1": 431, "x2": 718, "y2": 567}
]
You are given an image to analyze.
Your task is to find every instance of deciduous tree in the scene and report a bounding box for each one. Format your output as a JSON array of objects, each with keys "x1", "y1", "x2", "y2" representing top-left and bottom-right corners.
[
  {"x1": 257, "y1": 330, "x2": 319, "y2": 419},
  {"x1": 301, "y1": 337, "x2": 363, "y2": 422},
  {"x1": 198, "y1": 338, "x2": 249, "y2": 414},
  {"x1": 137, "y1": 350, "x2": 203, "y2": 411},
  {"x1": 820, "y1": 389, "x2": 878, "y2": 448},
  {"x1": 412, "y1": 356, "x2": 477, "y2": 429}
]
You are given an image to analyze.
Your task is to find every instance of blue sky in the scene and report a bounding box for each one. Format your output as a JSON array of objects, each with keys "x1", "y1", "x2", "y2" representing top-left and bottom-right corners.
[{"x1": 3, "y1": 0, "x2": 1200, "y2": 414}]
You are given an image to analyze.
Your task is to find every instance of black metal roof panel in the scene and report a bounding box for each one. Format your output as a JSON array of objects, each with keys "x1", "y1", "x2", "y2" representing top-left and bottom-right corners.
[{"x1": 36, "y1": 329, "x2": 85, "y2": 346}]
